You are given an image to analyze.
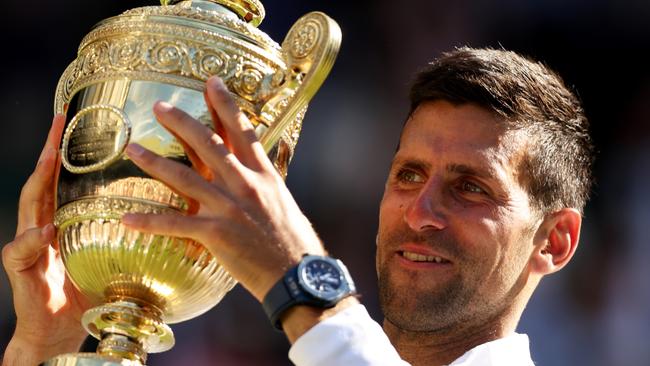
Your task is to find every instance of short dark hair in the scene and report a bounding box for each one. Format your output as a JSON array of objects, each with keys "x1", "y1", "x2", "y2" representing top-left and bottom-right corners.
[{"x1": 409, "y1": 47, "x2": 594, "y2": 214}]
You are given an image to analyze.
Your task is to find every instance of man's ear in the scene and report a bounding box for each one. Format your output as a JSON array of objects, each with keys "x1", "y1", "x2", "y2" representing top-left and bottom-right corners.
[{"x1": 530, "y1": 208, "x2": 582, "y2": 275}]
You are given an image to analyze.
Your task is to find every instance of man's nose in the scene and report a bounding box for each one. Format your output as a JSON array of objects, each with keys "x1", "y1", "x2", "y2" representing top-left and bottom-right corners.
[{"x1": 404, "y1": 179, "x2": 448, "y2": 232}]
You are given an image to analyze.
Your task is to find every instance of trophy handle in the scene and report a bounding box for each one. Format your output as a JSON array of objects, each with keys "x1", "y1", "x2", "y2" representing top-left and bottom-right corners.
[{"x1": 259, "y1": 11, "x2": 341, "y2": 153}]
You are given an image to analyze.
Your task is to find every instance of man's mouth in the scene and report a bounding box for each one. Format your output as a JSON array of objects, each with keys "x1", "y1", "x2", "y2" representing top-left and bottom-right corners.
[{"x1": 400, "y1": 250, "x2": 450, "y2": 264}]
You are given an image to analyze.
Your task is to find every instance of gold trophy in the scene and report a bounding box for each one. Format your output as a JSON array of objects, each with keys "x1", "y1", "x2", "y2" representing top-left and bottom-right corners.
[{"x1": 46, "y1": 1, "x2": 341, "y2": 365}]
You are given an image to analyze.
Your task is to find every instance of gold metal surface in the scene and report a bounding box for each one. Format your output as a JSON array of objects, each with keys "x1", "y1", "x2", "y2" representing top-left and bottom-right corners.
[
  {"x1": 50, "y1": 0, "x2": 341, "y2": 364},
  {"x1": 161, "y1": 0, "x2": 266, "y2": 27},
  {"x1": 45, "y1": 353, "x2": 142, "y2": 366},
  {"x1": 260, "y1": 11, "x2": 342, "y2": 152}
]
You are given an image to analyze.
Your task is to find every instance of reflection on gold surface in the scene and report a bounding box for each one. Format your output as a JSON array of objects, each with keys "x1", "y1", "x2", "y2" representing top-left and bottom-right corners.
[{"x1": 60, "y1": 218, "x2": 236, "y2": 324}]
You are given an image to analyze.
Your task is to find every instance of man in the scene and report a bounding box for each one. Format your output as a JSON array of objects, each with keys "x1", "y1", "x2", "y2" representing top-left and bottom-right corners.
[{"x1": 2, "y1": 47, "x2": 592, "y2": 365}]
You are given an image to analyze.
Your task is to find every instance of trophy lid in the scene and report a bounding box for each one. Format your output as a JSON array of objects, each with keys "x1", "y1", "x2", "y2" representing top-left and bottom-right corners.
[{"x1": 161, "y1": 0, "x2": 265, "y2": 26}]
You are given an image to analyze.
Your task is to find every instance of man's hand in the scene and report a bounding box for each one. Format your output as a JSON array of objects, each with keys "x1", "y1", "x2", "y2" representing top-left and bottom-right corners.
[
  {"x1": 122, "y1": 77, "x2": 358, "y2": 341},
  {"x1": 122, "y1": 77, "x2": 325, "y2": 302},
  {"x1": 2, "y1": 115, "x2": 89, "y2": 366}
]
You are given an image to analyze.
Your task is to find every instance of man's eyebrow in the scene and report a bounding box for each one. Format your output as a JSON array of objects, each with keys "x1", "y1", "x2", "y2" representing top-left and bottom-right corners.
[
  {"x1": 391, "y1": 159, "x2": 501, "y2": 181},
  {"x1": 447, "y1": 164, "x2": 498, "y2": 180},
  {"x1": 391, "y1": 157, "x2": 431, "y2": 171}
]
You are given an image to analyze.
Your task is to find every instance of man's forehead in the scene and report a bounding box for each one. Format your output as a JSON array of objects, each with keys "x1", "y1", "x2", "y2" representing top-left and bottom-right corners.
[
  {"x1": 401, "y1": 102, "x2": 508, "y2": 145},
  {"x1": 396, "y1": 101, "x2": 526, "y2": 179}
]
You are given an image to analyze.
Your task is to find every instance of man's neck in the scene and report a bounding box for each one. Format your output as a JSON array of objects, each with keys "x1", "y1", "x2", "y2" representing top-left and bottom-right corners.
[{"x1": 383, "y1": 310, "x2": 520, "y2": 366}]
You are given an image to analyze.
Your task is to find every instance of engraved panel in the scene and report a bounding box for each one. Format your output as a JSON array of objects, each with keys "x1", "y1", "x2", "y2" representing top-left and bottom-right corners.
[{"x1": 61, "y1": 105, "x2": 132, "y2": 174}]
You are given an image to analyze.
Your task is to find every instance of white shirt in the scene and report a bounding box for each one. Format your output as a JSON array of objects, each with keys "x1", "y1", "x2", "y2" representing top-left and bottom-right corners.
[{"x1": 289, "y1": 304, "x2": 535, "y2": 366}]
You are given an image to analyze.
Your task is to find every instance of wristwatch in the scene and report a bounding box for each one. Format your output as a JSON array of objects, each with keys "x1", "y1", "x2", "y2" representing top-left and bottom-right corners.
[{"x1": 262, "y1": 254, "x2": 357, "y2": 330}]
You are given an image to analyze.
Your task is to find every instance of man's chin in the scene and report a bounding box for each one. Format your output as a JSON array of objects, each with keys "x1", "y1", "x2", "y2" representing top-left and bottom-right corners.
[{"x1": 378, "y1": 270, "x2": 467, "y2": 332}]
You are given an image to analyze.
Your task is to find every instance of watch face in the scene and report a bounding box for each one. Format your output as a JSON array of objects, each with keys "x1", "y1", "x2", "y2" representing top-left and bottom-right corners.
[{"x1": 298, "y1": 257, "x2": 346, "y2": 300}]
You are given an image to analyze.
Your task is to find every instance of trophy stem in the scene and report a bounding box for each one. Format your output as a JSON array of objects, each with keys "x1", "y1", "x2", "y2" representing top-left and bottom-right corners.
[
  {"x1": 97, "y1": 333, "x2": 147, "y2": 365},
  {"x1": 82, "y1": 300, "x2": 175, "y2": 363}
]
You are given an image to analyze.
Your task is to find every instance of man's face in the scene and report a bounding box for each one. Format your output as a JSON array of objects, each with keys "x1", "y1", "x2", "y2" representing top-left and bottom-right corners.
[{"x1": 377, "y1": 100, "x2": 540, "y2": 333}]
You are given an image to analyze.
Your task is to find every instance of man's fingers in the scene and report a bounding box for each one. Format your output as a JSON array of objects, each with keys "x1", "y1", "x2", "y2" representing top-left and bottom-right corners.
[
  {"x1": 122, "y1": 213, "x2": 228, "y2": 250},
  {"x1": 17, "y1": 147, "x2": 59, "y2": 235},
  {"x1": 152, "y1": 101, "x2": 250, "y2": 178},
  {"x1": 37, "y1": 114, "x2": 66, "y2": 163},
  {"x1": 3, "y1": 224, "x2": 54, "y2": 274},
  {"x1": 125, "y1": 143, "x2": 232, "y2": 211},
  {"x1": 17, "y1": 115, "x2": 65, "y2": 234},
  {"x1": 204, "y1": 77, "x2": 269, "y2": 170}
]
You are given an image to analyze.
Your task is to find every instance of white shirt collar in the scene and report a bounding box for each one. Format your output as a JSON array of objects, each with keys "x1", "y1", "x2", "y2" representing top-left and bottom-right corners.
[{"x1": 449, "y1": 333, "x2": 534, "y2": 366}]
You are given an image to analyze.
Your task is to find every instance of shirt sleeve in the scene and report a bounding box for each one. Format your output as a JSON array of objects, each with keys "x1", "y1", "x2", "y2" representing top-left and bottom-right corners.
[{"x1": 288, "y1": 304, "x2": 410, "y2": 366}]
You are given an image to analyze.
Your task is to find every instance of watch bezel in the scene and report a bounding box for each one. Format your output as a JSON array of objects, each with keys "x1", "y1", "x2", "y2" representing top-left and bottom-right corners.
[{"x1": 296, "y1": 255, "x2": 352, "y2": 303}]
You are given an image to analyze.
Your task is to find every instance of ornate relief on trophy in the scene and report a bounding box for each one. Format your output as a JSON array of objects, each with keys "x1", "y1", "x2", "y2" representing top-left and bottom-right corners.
[{"x1": 46, "y1": 1, "x2": 341, "y2": 365}]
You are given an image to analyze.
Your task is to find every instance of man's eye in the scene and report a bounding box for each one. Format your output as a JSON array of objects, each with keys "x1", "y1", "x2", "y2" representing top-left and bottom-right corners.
[
  {"x1": 396, "y1": 170, "x2": 424, "y2": 183},
  {"x1": 461, "y1": 181, "x2": 485, "y2": 194}
]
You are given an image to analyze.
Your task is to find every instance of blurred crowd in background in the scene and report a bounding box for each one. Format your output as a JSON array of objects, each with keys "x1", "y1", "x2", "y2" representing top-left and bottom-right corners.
[{"x1": 1, "y1": 0, "x2": 649, "y2": 365}]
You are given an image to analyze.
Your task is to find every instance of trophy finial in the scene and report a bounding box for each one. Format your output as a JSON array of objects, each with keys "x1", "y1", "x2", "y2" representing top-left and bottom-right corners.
[{"x1": 161, "y1": 0, "x2": 265, "y2": 26}]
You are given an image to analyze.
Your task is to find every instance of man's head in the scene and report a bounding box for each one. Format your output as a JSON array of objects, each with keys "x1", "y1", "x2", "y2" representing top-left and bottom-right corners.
[
  {"x1": 376, "y1": 47, "x2": 593, "y2": 336},
  {"x1": 408, "y1": 47, "x2": 593, "y2": 215}
]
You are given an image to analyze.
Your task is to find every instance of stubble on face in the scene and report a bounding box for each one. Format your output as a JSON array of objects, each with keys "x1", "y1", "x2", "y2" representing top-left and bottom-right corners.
[
  {"x1": 377, "y1": 224, "x2": 533, "y2": 336},
  {"x1": 377, "y1": 226, "x2": 479, "y2": 333}
]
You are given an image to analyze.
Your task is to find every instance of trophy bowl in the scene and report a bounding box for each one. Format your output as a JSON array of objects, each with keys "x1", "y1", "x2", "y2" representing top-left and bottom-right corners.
[{"x1": 46, "y1": 1, "x2": 341, "y2": 365}]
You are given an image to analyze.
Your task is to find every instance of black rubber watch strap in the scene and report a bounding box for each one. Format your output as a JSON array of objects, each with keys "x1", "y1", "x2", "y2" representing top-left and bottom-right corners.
[{"x1": 262, "y1": 266, "x2": 301, "y2": 330}]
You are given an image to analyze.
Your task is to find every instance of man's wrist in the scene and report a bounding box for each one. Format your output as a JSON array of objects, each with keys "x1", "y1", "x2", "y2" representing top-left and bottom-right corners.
[
  {"x1": 3, "y1": 339, "x2": 37, "y2": 366},
  {"x1": 281, "y1": 295, "x2": 359, "y2": 343},
  {"x1": 3, "y1": 331, "x2": 87, "y2": 366}
]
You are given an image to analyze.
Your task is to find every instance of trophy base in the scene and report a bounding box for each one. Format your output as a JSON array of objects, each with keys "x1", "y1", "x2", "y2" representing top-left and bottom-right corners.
[
  {"x1": 43, "y1": 352, "x2": 143, "y2": 366},
  {"x1": 44, "y1": 301, "x2": 172, "y2": 366}
]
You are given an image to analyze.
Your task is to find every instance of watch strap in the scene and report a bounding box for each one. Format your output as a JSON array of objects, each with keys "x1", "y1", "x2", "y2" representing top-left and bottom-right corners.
[{"x1": 262, "y1": 266, "x2": 302, "y2": 330}]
